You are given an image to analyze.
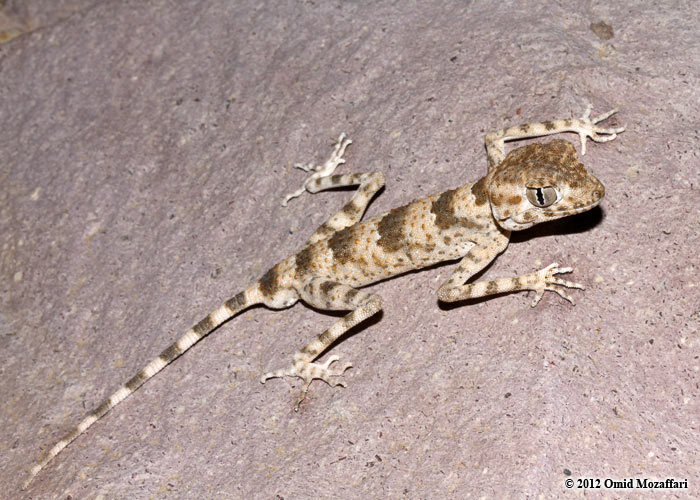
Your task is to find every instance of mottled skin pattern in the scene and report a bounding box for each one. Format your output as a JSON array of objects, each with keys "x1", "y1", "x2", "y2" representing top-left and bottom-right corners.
[{"x1": 24, "y1": 105, "x2": 624, "y2": 489}]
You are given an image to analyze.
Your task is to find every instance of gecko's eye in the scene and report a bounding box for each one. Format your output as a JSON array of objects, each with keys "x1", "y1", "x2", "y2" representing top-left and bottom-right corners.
[{"x1": 526, "y1": 186, "x2": 557, "y2": 208}]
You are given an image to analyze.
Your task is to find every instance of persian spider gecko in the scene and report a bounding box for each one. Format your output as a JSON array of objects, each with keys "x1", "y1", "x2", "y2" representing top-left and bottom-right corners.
[{"x1": 24, "y1": 105, "x2": 624, "y2": 488}]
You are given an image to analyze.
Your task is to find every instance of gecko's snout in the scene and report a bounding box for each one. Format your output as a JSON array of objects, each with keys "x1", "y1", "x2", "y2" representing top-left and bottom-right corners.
[
  {"x1": 583, "y1": 173, "x2": 605, "y2": 205},
  {"x1": 594, "y1": 183, "x2": 605, "y2": 201}
]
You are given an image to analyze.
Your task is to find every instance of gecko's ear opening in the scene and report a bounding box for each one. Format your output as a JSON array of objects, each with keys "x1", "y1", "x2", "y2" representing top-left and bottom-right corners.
[{"x1": 525, "y1": 186, "x2": 558, "y2": 208}]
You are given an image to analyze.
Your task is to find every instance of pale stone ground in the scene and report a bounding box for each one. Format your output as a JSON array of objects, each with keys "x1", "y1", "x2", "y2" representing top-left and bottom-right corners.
[{"x1": 1, "y1": 1, "x2": 697, "y2": 498}]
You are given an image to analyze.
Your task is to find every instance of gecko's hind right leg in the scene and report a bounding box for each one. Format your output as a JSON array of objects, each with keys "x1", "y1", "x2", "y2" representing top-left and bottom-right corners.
[{"x1": 261, "y1": 279, "x2": 382, "y2": 410}]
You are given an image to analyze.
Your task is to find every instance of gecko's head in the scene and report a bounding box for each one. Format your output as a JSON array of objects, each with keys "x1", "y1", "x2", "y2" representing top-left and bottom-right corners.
[{"x1": 487, "y1": 139, "x2": 605, "y2": 231}]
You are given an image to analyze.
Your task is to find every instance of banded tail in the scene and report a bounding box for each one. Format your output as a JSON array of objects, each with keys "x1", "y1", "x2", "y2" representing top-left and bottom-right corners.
[{"x1": 23, "y1": 285, "x2": 263, "y2": 489}]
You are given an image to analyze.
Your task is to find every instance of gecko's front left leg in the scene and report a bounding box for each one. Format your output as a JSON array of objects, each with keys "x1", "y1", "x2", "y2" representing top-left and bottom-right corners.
[
  {"x1": 485, "y1": 105, "x2": 625, "y2": 169},
  {"x1": 261, "y1": 280, "x2": 382, "y2": 410}
]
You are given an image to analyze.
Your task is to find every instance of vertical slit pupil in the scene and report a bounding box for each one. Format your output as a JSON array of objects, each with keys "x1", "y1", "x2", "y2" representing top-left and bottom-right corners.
[{"x1": 536, "y1": 188, "x2": 545, "y2": 205}]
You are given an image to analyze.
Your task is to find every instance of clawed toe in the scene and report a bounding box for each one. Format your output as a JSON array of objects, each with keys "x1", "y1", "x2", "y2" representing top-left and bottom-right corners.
[
  {"x1": 281, "y1": 133, "x2": 352, "y2": 206},
  {"x1": 261, "y1": 356, "x2": 353, "y2": 410},
  {"x1": 319, "y1": 355, "x2": 353, "y2": 380},
  {"x1": 577, "y1": 105, "x2": 624, "y2": 155},
  {"x1": 530, "y1": 263, "x2": 585, "y2": 307}
]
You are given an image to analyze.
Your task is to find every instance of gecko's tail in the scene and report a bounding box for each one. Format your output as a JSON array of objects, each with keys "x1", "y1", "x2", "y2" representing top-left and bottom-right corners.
[{"x1": 22, "y1": 285, "x2": 264, "y2": 490}]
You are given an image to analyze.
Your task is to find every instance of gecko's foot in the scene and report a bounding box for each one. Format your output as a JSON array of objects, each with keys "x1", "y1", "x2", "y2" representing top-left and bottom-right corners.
[
  {"x1": 529, "y1": 263, "x2": 584, "y2": 307},
  {"x1": 575, "y1": 105, "x2": 625, "y2": 155},
  {"x1": 282, "y1": 133, "x2": 353, "y2": 206},
  {"x1": 260, "y1": 355, "x2": 352, "y2": 410}
]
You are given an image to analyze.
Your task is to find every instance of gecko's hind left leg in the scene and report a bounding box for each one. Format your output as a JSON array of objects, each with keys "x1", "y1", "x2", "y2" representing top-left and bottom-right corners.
[
  {"x1": 261, "y1": 279, "x2": 382, "y2": 409},
  {"x1": 304, "y1": 170, "x2": 385, "y2": 244},
  {"x1": 282, "y1": 132, "x2": 385, "y2": 244},
  {"x1": 282, "y1": 133, "x2": 354, "y2": 206}
]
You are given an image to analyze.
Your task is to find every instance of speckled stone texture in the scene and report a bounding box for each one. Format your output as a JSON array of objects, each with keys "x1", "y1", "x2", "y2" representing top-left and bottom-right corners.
[{"x1": 1, "y1": 1, "x2": 697, "y2": 498}]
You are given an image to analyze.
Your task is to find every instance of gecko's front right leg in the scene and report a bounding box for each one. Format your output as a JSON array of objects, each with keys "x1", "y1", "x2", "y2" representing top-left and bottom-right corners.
[
  {"x1": 435, "y1": 231, "x2": 584, "y2": 306},
  {"x1": 438, "y1": 261, "x2": 584, "y2": 306}
]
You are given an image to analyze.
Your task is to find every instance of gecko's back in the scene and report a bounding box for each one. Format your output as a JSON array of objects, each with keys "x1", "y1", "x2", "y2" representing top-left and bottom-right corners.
[{"x1": 282, "y1": 180, "x2": 493, "y2": 288}]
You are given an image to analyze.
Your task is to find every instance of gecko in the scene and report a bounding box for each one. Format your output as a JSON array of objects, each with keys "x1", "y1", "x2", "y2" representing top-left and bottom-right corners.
[{"x1": 23, "y1": 105, "x2": 624, "y2": 488}]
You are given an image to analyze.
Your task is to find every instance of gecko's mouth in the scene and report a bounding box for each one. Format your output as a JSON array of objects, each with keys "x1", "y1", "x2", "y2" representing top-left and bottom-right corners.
[
  {"x1": 549, "y1": 197, "x2": 603, "y2": 217},
  {"x1": 502, "y1": 197, "x2": 604, "y2": 229}
]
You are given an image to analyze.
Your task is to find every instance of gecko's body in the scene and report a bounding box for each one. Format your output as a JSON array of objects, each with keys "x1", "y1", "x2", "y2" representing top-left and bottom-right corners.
[{"x1": 24, "y1": 106, "x2": 624, "y2": 488}]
